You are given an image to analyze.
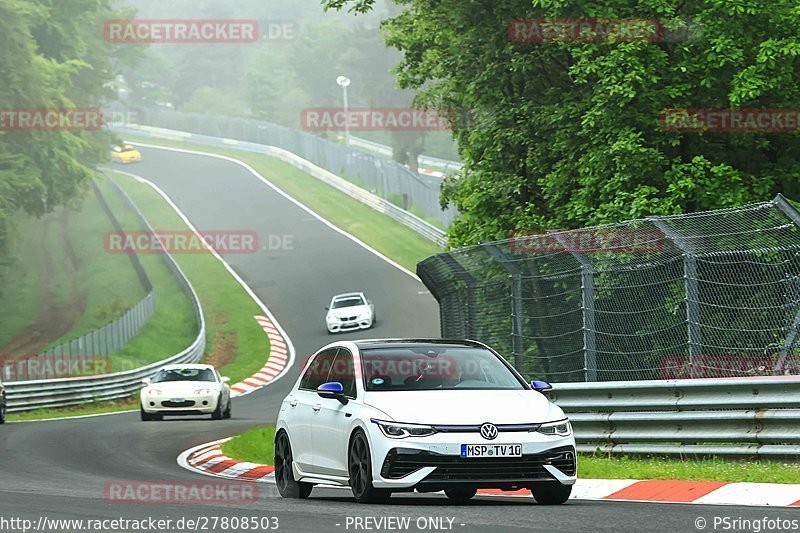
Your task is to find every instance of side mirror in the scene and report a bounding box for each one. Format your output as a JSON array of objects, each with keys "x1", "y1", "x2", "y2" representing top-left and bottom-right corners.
[
  {"x1": 317, "y1": 382, "x2": 348, "y2": 405},
  {"x1": 531, "y1": 380, "x2": 552, "y2": 392},
  {"x1": 221, "y1": 377, "x2": 230, "y2": 383},
  {"x1": 324, "y1": 306, "x2": 330, "y2": 311},
  {"x1": 141, "y1": 377, "x2": 151, "y2": 386}
]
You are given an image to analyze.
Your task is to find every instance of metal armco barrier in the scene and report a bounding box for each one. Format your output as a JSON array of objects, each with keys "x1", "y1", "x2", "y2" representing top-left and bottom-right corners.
[
  {"x1": 547, "y1": 376, "x2": 800, "y2": 456},
  {"x1": 4, "y1": 177, "x2": 206, "y2": 412},
  {"x1": 110, "y1": 124, "x2": 447, "y2": 247}
]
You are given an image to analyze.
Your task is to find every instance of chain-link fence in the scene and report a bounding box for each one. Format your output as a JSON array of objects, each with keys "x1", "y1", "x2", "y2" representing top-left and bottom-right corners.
[
  {"x1": 114, "y1": 106, "x2": 456, "y2": 228},
  {"x1": 417, "y1": 195, "x2": 800, "y2": 382}
]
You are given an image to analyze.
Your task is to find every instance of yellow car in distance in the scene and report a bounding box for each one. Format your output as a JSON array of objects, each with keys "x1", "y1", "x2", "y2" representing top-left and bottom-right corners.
[{"x1": 110, "y1": 144, "x2": 142, "y2": 164}]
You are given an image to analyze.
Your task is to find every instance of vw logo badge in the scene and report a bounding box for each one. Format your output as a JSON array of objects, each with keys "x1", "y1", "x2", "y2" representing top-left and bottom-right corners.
[{"x1": 479, "y1": 423, "x2": 498, "y2": 440}]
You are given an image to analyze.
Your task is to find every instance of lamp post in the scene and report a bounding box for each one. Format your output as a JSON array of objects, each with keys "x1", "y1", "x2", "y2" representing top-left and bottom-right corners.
[{"x1": 336, "y1": 75, "x2": 351, "y2": 146}]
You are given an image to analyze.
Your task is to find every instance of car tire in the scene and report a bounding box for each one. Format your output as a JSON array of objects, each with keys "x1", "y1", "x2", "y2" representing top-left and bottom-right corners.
[
  {"x1": 444, "y1": 487, "x2": 477, "y2": 501},
  {"x1": 0, "y1": 402, "x2": 6, "y2": 424},
  {"x1": 531, "y1": 484, "x2": 572, "y2": 505},
  {"x1": 274, "y1": 431, "x2": 312, "y2": 499},
  {"x1": 140, "y1": 406, "x2": 153, "y2": 422},
  {"x1": 223, "y1": 399, "x2": 232, "y2": 419},
  {"x1": 348, "y1": 430, "x2": 391, "y2": 504},
  {"x1": 211, "y1": 395, "x2": 224, "y2": 420}
]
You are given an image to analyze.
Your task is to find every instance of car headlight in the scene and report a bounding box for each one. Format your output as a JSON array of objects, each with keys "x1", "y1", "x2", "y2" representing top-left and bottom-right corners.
[
  {"x1": 535, "y1": 420, "x2": 572, "y2": 437},
  {"x1": 194, "y1": 388, "x2": 213, "y2": 395},
  {"x1": 371, "y1": 419, "x2": 437, "y2": 439},
  {"x1": 148, "y1": 388, "x2": 163, "y2": 396}
]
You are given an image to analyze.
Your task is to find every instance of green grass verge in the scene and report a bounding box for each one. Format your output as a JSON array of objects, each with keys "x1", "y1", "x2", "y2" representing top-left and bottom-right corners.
[
  {"x1": 0, "y1": 188, "x2": 147, "y2": 352},
  {"x1": 8, "y1": 396, "x2": 140, "y2": 422},
  {"x1": 108, "y1": 170, "x2": 269, "y2": 386},
  {"x1": 96, "y1": 178, "x2": 197, "y2": 371},
  {"x1": 221, "y1": 426, "x2": 276, "y2": 463},
  {"x1": 578, "y1": 454, "x2": 800, "y2": 484},
  {"x1": 7, "y1": 171, "x2": 270, "y2": 422},
  {"x1": 122, "y1": 134, "x2": 442, "y2": 272},
  {"x1": 9, "y1": 132, "x2": 445, "y2": 421},
  {"x1": 0, "y1": 216, "x2": 41, "y2": 345},
  {"x1": 218, "y1": 431, "x2": 800, "y2": 484}
]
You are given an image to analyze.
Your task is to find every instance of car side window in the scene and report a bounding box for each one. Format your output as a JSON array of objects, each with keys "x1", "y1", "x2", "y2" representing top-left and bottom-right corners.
[
  {"x1": 329, "y1": 348, "x2": 357, "y2": 398},
  {"x1": 299, "y1": 348, "x2": 338, "y2": 391}
]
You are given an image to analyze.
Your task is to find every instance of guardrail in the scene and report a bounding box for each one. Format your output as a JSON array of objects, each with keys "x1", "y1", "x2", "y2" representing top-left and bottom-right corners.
[
  {"x1": 547, "y1": 376, "x2": 800, "y2": 456},
  {"x1": 4, "y1": 177, "x2": 206, "y2": 412},
  {"x1": 22, "y1": 181, "x2": 157, "y2": 375},
  {"x1": 347, "y1": 135, "x2": 464, "y2": 173},
  {"x1": 111, "y1": 124, "x2": 448, "y2": 247}
]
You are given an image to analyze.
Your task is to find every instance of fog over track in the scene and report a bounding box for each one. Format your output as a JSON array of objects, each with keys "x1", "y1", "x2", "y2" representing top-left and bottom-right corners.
[{"x1": 1, "y1": 146, "x2": 795, "y2": 532}]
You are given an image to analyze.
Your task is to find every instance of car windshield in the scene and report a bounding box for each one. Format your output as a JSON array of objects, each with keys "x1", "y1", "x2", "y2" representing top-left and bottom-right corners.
[
  {"x1": 361, "y1": 346, "x2": 525, "y2": 391},
  {"x1": 332, "y1": 296, "x2": 365, "y2": 308},
  {"x1": 152, "y1": 368, "x2": 215, "y2": 383}
]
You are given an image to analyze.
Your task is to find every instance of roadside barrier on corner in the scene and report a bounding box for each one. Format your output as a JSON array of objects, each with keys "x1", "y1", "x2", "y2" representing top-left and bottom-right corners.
[
  {"x1": 3, "y1": 177, "x2": 205, "y2": 412},
  {"x1": 548, "y1": 376, "x2": 800, "y2": 456}
]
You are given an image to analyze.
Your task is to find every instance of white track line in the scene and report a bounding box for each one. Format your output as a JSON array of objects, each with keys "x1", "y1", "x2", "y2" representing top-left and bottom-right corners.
[
  {"x1": 108, "y1": 168, "x2": 296, "y2": 389},
  {"x1": 125, "y1": 142, "x2": 421, "y2": 281}
]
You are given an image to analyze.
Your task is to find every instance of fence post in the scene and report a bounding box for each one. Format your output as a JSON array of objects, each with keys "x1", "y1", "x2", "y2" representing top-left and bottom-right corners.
[
  {"x1": 511, "y1": 272, "x2": 525, "y2": 372},
  {"x1": 649, "y1": 218, "x2": 702, "y2": 378},
  {"x1": 485, "y1": 245, "x2": 525, "y2": 372},
  {"x1": 548, "y1": 233, "x2": 598, "y2": 382},
  {"x1": 773, "y1": 194, "x2": 800, "y2": 374}
]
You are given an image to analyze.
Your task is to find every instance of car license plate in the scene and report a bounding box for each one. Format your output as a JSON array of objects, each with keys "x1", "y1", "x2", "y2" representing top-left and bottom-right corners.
[
  {"x1": 169, "y1": 398, "x2": 184, "y2": 403},
  {"x1": 460, "y1": 444, "x2": 522, "y2": 458}
]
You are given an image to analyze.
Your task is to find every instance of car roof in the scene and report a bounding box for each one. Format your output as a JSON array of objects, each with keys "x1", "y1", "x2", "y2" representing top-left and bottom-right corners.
[
  {"x1": 332, "y1": 292, "x2": 365, "y2": 300},
  {"x1": 352, "y1": 338, "x2": 486, "y2": 350},
  {"x1": 159, "y1": 364, "x2": 216, "y2": 371}
]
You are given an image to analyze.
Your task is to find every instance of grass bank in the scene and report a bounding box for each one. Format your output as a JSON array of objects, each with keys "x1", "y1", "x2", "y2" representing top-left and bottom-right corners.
[{"x1": 121, "y1": 134, "x2": 442, "y2": 271}]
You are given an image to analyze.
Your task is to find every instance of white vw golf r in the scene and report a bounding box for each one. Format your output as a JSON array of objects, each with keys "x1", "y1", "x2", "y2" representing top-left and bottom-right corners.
[{"x1": 275, "y1": 339, "x2": 576, "y2": 504}]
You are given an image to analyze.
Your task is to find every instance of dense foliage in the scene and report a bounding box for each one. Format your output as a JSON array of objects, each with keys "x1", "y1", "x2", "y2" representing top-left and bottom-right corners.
[
  {"x1": 0, "y1": 0, "x2": 119, "y2": 257},
  {"x1": 325, "y1": 0, "x2": 800, "y2": 246}
]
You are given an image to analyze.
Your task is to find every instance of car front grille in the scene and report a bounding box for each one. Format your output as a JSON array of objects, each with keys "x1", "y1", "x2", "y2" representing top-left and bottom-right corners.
[
  {"x1": 340, "y1": 316, "x2": 358, "y2": 322},
  {"x1": 381, "y1": 445, "x2": 575, "y2": 481},
  {"x1": 161, "y1": 400, "x2": 196, "y2": 408}
]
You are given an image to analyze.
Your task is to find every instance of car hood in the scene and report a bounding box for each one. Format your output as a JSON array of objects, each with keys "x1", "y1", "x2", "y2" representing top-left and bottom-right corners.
[
  {"x1": 327, "y1": 305, "x2": 370, "y2": 319},
  {"x1": 147, "y1": 381, "x2": 221, "y2": 394},
  {"x1": 363, "y1": 389, "x2": 560, "y2": 425}
]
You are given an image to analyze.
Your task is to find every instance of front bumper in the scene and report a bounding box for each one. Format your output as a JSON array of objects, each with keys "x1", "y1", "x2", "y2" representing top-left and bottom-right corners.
[
  {"x1": 327, "y1": 317, "x2": 372, "y2": 333},
  {"x1": 141, "y1": 393, "x2": 220, "y2": 415},
  {"x1": 365, "y1": 425, "x2": 577, "y2": 490}
]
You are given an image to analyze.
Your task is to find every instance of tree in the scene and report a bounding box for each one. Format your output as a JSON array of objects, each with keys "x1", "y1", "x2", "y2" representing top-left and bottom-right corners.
[
  {"x1": 325, "y1": 0, "x2": 800, "y2": 246},
  {"x1": 0, "y1": 0, "x2": 119, "y2": 286}
]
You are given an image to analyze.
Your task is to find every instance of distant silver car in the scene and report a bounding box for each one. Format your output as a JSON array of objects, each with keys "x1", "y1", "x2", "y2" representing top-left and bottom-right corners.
[{"x1": 325, "y1": 292, "x2": 375, "y2": 333}]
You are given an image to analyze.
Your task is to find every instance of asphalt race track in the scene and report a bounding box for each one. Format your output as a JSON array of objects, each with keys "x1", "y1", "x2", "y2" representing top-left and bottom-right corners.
[{"x1": 1, "y1": 146, "x2": 797, "y2": 533}]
